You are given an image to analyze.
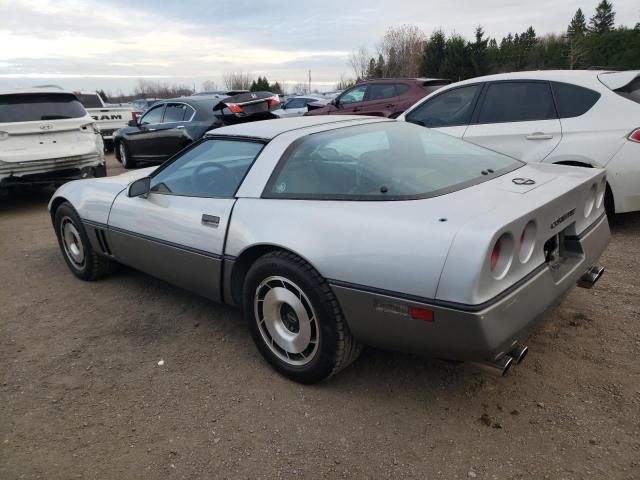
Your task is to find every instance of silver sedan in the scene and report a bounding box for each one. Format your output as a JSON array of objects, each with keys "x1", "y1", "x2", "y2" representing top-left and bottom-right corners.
[{"x1": 49, "y1": 116, "x2": 610, "y2": 383}]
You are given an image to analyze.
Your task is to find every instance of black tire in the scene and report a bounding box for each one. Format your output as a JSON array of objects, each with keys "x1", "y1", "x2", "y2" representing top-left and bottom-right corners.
[
  {"x1": 92, "y1": 162, "x2": 107, "y2": 178},
  {"x1": 604, "y1": 183, "x2": 615, "y2": 224},
  {"x1": 118, "y1": 141, "x2": 136, "y2": 169},
  {"x1": 54, "y1": 202, "x2": 118, "y2": 281},
  {"x1": 243, "y1": 251, "x2": 361, "y2": 383}
]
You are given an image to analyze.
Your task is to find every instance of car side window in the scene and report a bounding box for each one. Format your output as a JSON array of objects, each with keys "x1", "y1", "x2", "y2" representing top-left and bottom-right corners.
[
  {"x1": 368, "y1": 84, "x2": 398, "y2": 101},
  {"x1": 163, "y1": 103, "x2": 195, "y2": 123},
  {"x1": 395, "y1": 84, "x2": 409, "y2": 96},
  {"x1": 339, "y1": 85, "x2": 367, "y2": 105},
  {"x1": 149, "y1": 139, "x2": 264, "y2": 198},
  {"x1": 140, "y1": 105, "x2": 164, "y2": 125},
  {"x1": 477, "y1": 82, "x2": 556, "y2": 123},
  {"x1": 405, "y1": 85, "x2": 481, "y2": 128},
  {"x1": 551, "y1": 82, "x2": 601, "y2": 118}
]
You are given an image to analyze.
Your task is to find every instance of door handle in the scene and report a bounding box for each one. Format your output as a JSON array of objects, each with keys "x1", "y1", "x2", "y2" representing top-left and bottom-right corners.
[
  {"x1": 201, "y1": 214, "x2": 220, "y2": 227},
  {"x1": 526, "y1": 132, "x2": 553, "y2": 140},
  {"x1": 176, "y1": 125, "x2": 185, "y2": 129},
  {"x1": 146, "y1": 128, "x2": 156, "y2": 131}
]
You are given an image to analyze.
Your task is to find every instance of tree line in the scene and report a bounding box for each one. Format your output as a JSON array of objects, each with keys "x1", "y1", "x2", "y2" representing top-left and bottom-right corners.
[{"x1": 352, "y1": 1, "x2": 639, "y2": 82}]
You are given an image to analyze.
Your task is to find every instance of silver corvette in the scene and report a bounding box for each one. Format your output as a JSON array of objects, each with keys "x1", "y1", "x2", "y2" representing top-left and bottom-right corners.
[{"x1": 49, "y1": 116, "x2": 610, "y2": 383}]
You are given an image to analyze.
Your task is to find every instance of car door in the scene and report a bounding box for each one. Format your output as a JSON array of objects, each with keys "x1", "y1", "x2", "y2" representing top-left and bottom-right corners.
[
  {"x1": 107, "y1": 138, "x2": 265, "y2": 301},
  {"x1": 153, "y1": 102, "x2": 197, "y2": 159},
  {"x1": 359, "y1": 83, "x2": 401, "y2": 117},
  {"x1": 333, "y1": 84, "x2": 368, "y2": 115},
  {"x1": 463, "y1": 81, "x2": 562, "y2": 163},
  {"x1": 403, "y1": 84, "x2": 483, "y2": 138},
  {"x1": 126, "y1": 103, "x2": 166, "y2": 160}
]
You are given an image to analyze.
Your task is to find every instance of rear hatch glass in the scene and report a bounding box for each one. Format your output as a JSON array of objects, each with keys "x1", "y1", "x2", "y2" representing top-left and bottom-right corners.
[
  {"x1": 76, "y1": 93, "x2": 102, "y2": 108},
  {"x1": 0, "y1": 93, "x2": 86, "y2": 122},
  {"x1": 614, "y1": 77, "x2": 640, "y2": 104}
]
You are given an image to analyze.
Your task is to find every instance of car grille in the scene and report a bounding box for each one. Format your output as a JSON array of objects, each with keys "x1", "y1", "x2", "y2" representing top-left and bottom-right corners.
[
  {"x1": 100, "y1": 129, "x2": 116, "y2": 136},
  {"x1": 0, "y1": 154, "x2": 102, "y2": 177}
]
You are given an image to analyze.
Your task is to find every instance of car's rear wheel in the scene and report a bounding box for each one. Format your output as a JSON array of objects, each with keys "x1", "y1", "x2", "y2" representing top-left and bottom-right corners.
[
  {"x1": 54, "y1": 202, "x2": 118, "y2": 281},
  {"x1": 243, "y1": 251, "x2": 361, "y2": 383},
  {"x1": 118, "y1": 141, "x2": 136, "y2": 169}
]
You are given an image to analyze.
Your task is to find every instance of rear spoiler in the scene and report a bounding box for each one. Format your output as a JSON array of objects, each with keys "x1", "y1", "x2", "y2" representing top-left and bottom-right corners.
[
  {"x1": 219, "y1": 91, "x2": 279, "y2": 107},
  {"x1": 597, "y1": 71, "x2": 640, "y2": 90}
]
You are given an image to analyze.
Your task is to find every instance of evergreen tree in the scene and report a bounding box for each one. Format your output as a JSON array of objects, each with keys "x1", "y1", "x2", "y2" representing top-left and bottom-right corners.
[
  {"x1": 374, "y1": 54, "x2": 385, "y2": 78},
  {"x1": 589, "y1": 0, "x2": 615, "y2": 34},
  {"x1": 419, "y1": 30, "x2": 446, "y2": 77},
  {"x1": 469, "y1": 26, "x2": 488, "y2": 76},
  {"x1": 269, "y1": 81, "x2": 283, "y2": 94},
  {"x1": 567, "y1": 8, "x2": 587, "y2": 38}
]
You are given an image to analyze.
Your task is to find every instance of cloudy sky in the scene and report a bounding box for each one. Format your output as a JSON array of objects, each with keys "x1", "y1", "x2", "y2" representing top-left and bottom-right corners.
[{"x1": 1, "y1": 0, "x2": 638, "y2": 94}]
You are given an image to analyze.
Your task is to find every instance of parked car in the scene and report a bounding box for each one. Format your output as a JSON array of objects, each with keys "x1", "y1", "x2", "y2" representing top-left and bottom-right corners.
[
  {"x1": 0, "y1": 88, "x2": 105, "y2": 192},
  {"x1": 191, "y1": 90, "x2": 249, "y2": 97},
  {"x1": 75, "y1": 91, "x2": 133, "y2": 150},
  {"x1": 275, "y1": 96, "x2": 329, "y2": 118},
  {"x1": 128, "y1": 98, "x2": 163, "y2": 120},
  {"x1": 49, "y1": 116, "x2": 609, "y2": 383},
  {"x1": 399, "y1": 70, "x2": 640, "y2": 215},
  {"x1": 305, "y1": 78, "x2": 450, "y2": 118},
  {"x1": 113, "y1": 92, "x2": 280, "y2": 168}
]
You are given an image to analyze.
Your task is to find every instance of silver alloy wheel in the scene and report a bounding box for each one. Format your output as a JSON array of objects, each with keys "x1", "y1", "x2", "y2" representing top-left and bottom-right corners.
[
  {"x1": 119, "y1": 142, "x2": 128, "y2": 167},
  {"x1": 254, "y1": 276, "x2": 319, "y2": 366},
  {"x1": 61, "y1": 217, "x2": 85, "y2": 268}
]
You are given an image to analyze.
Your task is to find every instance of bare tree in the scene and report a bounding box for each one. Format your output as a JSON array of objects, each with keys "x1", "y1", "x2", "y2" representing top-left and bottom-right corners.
[
  {"x1": 347, "y1": 46, "x2": 369, "y2": 79},
  {"x1": 291, "y1": 82, "x2": 308, "y2": 95},
  {"x1": 131, "y1": 80, "x2": 192, "y2": 99},
  {"x1": 377, "y1": 24, "x2": 425, "y2": 77},
  {"x1": 335, "y1": 75, "x2": 355, "y2": 91},
  {"x1": 201, "y1": 79, "x2": 219, "y2": 91},
  {"x1": 222, "y1": 72, "x2": 254, "y2": 90}
]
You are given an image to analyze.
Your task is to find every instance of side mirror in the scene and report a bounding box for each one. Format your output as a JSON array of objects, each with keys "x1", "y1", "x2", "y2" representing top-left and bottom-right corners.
[
  {"x1": 127, "y1": 119, "x2": 138, "y2": 127},
  {"x1": 331, "y1": 98, "x2": 338, "y2": 106},
  {"x1": 128, "y1": 177, "x2": 151, "y2": 198}
]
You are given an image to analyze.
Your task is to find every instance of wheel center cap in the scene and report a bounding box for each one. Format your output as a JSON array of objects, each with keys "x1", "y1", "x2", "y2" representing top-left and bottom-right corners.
[{"x1": 280, "y1": 304, "x2": 299, "y2": 333}]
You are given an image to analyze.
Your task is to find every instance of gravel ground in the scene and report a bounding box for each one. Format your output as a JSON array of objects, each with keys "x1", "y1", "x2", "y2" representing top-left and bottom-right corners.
[{"x1": 1, "y1": 154, "x2": 639, "y2": 479}]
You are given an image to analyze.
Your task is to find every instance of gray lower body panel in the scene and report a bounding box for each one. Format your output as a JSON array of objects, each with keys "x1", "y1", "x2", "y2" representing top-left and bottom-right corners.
[
  {"x1": 106, "y1": 228, "x2": 222, "y2": 301},
  {"x1": 331, "y1": 214, "x2": 610, "y2": 361}
]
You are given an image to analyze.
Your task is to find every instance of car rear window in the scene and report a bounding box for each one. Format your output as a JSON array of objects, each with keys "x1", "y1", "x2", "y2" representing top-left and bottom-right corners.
[
  {"x1": 551, "y1": 82, "x2": 601, "y2": 118},
  {"x1": 0, "y1": 93, "x2": 87, "y2": 123},
  {"x1": 264, "y1": 122, "x2": 522, "y2": 200},
  {"x1": 614, "y1": 77, "x2": 640, "y2": 104},
  {"x1": 76, "y1": 93, "x2": 103, "y2": 109}
]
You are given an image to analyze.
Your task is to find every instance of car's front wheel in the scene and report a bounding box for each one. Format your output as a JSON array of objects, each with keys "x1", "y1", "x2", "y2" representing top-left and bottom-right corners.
[
  {"x1": 54, "y1": 202, "x2": 118, "y2": 281},
  {"x1": 118, "y1": 141, "x2": 136, "y2": 169},
  {"x1": 243, "y1": 251, "x2": 361, "y2": 383}
]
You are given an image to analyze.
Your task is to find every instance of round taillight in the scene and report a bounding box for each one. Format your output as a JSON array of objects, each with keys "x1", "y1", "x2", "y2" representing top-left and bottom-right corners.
[
  {"x1": 519, "y1": 220, "x2": 537, "y2": 263},
  {"x1": 584, "y1": 183, "x2": 597, "y2": 217},
  {"x1": 490, "y1": 233, "x2": 514, "y2": 279}
]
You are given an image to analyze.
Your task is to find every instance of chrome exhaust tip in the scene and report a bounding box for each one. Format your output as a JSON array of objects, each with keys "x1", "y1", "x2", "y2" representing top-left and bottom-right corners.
[
  {"x1": 578, "y1": 265, "x2": 605, "y2": 289},
  {"x1": 508, "y1": 344, "x2": 528, "y2": 364},
  {"x1": 470, "y1": 355, "x2": 513, "y2": 376}
]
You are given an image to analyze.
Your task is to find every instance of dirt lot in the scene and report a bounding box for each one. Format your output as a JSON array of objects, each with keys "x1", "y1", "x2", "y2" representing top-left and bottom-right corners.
[{"x1": 1, "y1": 153, "x2": 639, "y2": 479}]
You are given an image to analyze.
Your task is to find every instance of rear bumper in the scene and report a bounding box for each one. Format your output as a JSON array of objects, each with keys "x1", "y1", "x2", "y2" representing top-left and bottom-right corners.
[
  {"x1": 0, "y1": 156, "x2": 105, "y2": 188},
  {"x1": 331, "y1": 214, "x2": 610, "y2": 361}
]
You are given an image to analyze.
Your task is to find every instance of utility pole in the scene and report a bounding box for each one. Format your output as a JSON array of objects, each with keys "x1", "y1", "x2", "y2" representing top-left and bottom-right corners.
[{"x1": 308, "y1": 70, "x2": 311, "y2": 94}]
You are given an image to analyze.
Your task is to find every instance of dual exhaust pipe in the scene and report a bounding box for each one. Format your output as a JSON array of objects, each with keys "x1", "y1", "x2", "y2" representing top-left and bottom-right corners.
[
  {"x1": 578, "y1": 265, "x2": 605, "y2": 289},
  {"x1": 471, "y1": 343, "x2": 528, "y2": 377}
]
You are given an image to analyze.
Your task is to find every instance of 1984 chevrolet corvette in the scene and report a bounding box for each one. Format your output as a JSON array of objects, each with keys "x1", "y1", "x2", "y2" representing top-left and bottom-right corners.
[{"x1": 49, "y1": 116, "x2": 610, "y2": 383}]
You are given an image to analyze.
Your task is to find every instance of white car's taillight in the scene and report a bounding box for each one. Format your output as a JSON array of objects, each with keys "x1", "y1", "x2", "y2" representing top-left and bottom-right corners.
[
  {"x1": 628, "y1": 128, "x2": 640, "y2": 143},
  {"x1": 490, "y1": 233, "x2": 514, "y2": 279},
  {"x1": 518, "y1": 221, "x2": 537, "y2": 263}
]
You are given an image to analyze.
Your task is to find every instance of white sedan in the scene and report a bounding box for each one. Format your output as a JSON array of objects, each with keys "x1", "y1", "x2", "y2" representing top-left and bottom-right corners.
[
  {"x1": 275, "y1": 96, "x2": 328, "y2": 118},
  {"x1": 399, "y1": 70, "x2": 640, "y2": 215}
]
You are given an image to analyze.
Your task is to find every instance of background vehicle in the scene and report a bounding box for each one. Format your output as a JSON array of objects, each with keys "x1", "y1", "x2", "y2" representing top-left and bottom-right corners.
[
  {"x1": 49, "y1": 117, "x2": 609, "y2": 383},
  {"x1": 113, "y1": 91, "x2": 280, "y2": 168},
  {"x1": 0, "y1": 88, "x2": 105, "y2": 192},
  {"x1": 128, "y1": 98, "x2": 163, "y2": 120},
  {"x1": 274, "y1": 96, "x2": 329, "y2": 118},
  {"x1": 306, "y1": 78, "x2": 450, "y2": 118},
  {"x1": 191, "y1": 90, "x2": 249, "y2": 97},
  {"x1": 399, "y1": 70, "x2": 640, "y2": 215},
  {"x1": 75, "y1": 91, "x2": 133, "y2": 150}
]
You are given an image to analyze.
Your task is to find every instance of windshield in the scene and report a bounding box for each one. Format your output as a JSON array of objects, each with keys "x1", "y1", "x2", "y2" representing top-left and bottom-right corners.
[
  {"x1": 0, "y1": 93, "x2": 87, "y2": 122},
  {"x1": 265, "y1": 121, "x2": 523, "y2": 200}
]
